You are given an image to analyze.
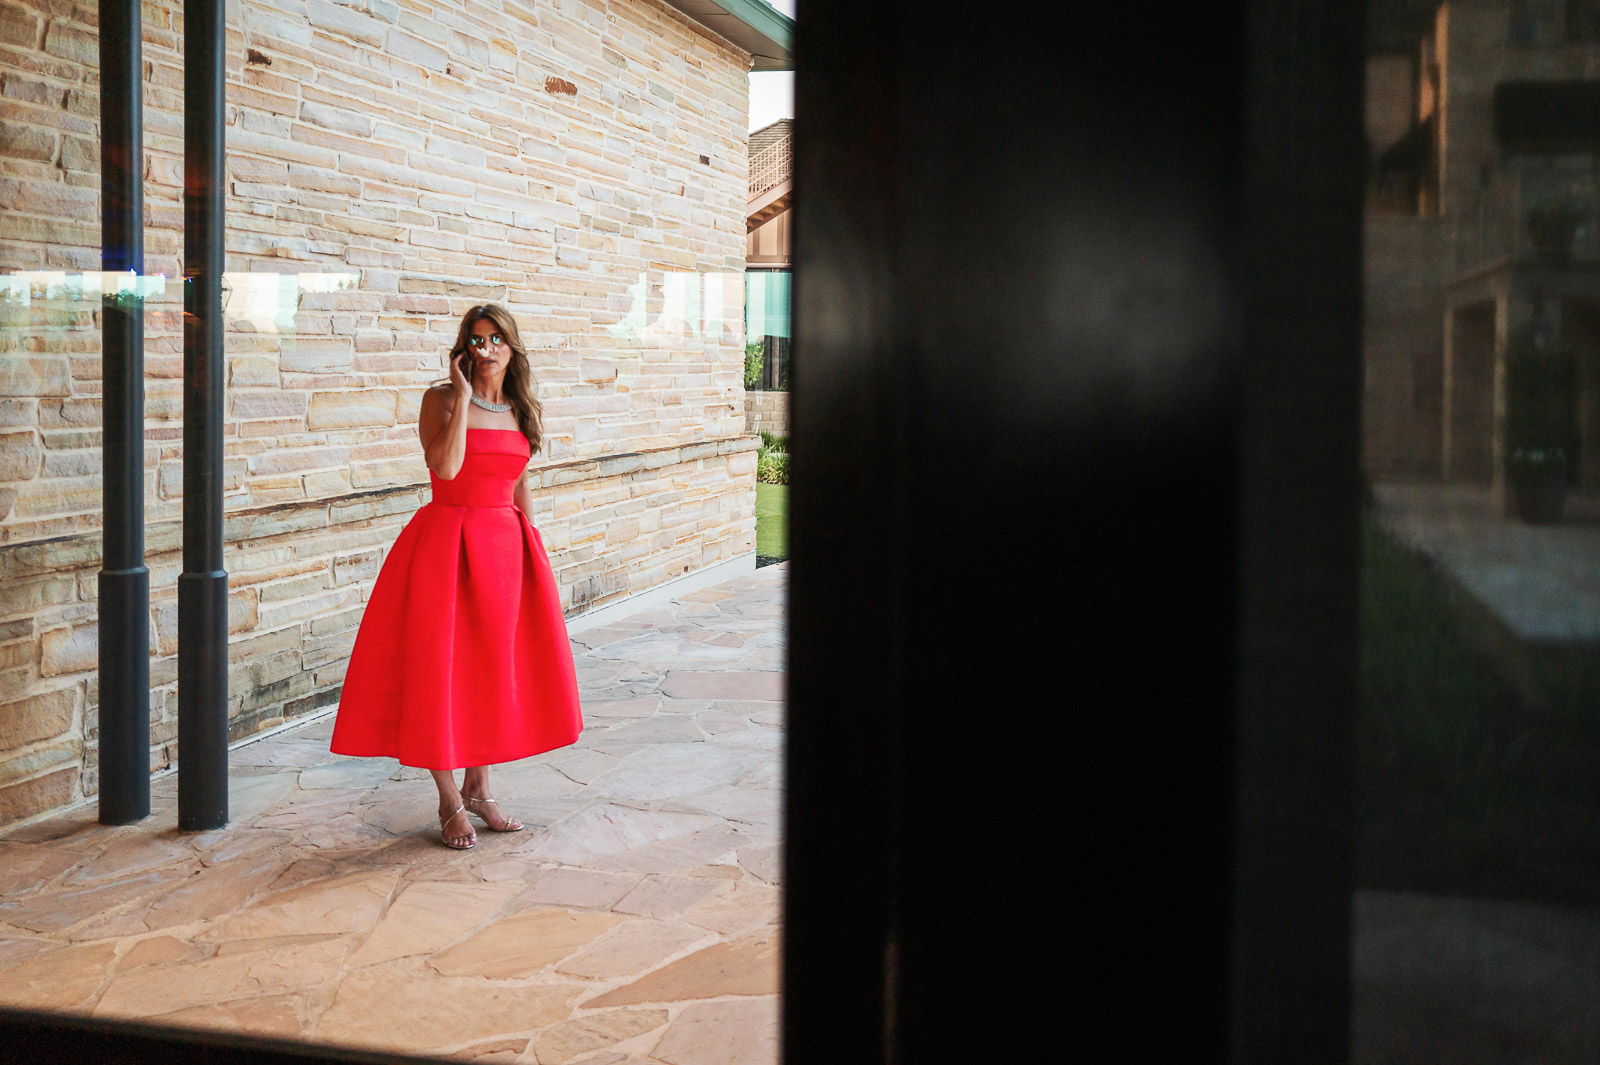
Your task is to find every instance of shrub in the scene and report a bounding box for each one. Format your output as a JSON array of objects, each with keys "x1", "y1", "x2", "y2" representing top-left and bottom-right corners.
[
  {"x1": 756, "y1": 448, "x2": 788, "y2": 485},
  {"x1": 759, "y1": 431, "x2": 787, "y2": 453},
  {"x1": 744, "y1": 342, "x2": 764, "y2": 390}
]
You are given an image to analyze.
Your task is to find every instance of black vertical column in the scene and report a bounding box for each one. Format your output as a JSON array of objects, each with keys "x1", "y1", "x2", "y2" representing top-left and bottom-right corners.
[
  {"x1": 1233, "y1": 0, "x2": 1365, "y2": 1059},
  {"x1": 787, "y1": 0, "x2": 1360, "y2": 1061},
  {"x1": 97, "y1": 0, "x2": 150, "y2": 826},
  {"x1": 178, "y1": 0, "x2": 229, "y2": 830}
]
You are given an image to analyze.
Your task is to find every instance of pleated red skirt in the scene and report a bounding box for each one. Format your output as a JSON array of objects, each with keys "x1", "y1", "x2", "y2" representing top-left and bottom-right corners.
[{"x1": 330, "y1": 429, "x2": 582, "y2": 770}]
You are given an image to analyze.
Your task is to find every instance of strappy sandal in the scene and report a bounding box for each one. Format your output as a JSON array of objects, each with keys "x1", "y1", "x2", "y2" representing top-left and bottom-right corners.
[
  {"x1": 440, "y1": 804, "x2": 476, "y2": 849},
  {"x1": 462, "y1": 795, "x2": 524, "y2": 833}
]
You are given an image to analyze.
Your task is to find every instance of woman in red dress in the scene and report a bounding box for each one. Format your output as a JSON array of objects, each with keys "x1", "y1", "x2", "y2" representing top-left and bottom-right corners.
[{"x1": 330, "y1": 304, "x2": 583, "y2": 849}]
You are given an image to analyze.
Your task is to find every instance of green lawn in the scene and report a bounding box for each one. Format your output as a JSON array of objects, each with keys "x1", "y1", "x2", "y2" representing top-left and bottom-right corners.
[
  {"x1": 1358, "y1": 513, "x2": 1600, "y2": 900},
  {"x1": 756, "y1": 483, "x2": 788, "y2": 559}
]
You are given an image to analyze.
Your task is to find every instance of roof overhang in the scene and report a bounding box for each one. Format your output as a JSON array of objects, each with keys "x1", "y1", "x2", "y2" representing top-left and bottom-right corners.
[{"x1": 659, "y1": 0, "x2": 794, "y2": 71}]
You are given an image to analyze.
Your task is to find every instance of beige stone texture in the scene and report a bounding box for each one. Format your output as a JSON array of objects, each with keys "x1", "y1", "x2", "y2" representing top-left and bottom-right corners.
[
  {"x1": 200, "y1": 868, "x2": 398, "y2": 942},
  {"x1": 314, "y1": 970, "x2": 582, "y2": 1054},
  {"x1": 555, "y1": 919, "x2": 709, "y2": 980},
  {"x1": 743, "y1": 392, "x2": 787, "y2": 436},
  {"x1": 612, "y1": 875, "x2": 723, "y2": 921},
  {"x1": 586, "y1": 931, "x2": 780, "y2": 1007},
  {"x1": 0, "y1": 687, "x2": 75, "y2": 749},
  {"x1": 524, "y1": 866, "x2": 643, "y2": 910},
  {"x1": 677, "y1": 881, "x2": 780, "y2": 937},
  {"x1": 0, "y1": 862, "x2": 196, "y2": 934},
  {"x1": 429, "y1": 907, "x2": 624, "y2": 979},
  {"x1": 0, "y1": 940, "x2": 116, "y2": 1011},
  {"x1": 95, "y1": 937, "x2": 349, "y2": 1018},
  {"x1": 650, "y1": 997, "x2": 780, "y2": 1065},
  {"x1": 152, "y1": 992, "x2": 307, "y2": 1040},
  {"x1": 117, "y1": 934, "x2": 207, "y2": 971},
  {"x1": 0, "y1": 564, "x2": 787, "y2": 1063},
  {"x1": 346, "y1": 879, "x2": 520, "y2": 968},
  {"x1": 0, "y1": 0, "x2": 761, "y2": 826},
  {"x1": 534, "y1": 1008, "x2": 671, "y2": 1064}
]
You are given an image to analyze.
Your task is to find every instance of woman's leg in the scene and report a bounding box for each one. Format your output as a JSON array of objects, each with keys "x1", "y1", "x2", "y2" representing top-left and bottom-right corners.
[
  {"x1": 461, "y1": 765, "x2": 523, "y2": 831},
  {"x1": 432, "y1": 768, "x2": 475, "y2": 847}
]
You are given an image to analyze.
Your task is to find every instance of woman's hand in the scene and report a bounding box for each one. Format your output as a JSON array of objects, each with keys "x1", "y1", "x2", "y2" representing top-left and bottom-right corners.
[{"x1": 449, "y1": 349, "x2": 472, "y2": 398}]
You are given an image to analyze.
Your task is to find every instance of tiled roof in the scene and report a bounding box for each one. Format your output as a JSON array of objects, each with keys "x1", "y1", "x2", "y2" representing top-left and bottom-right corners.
[{"x1": 749, "y1": 118, "x2": 793, "y2": 158}]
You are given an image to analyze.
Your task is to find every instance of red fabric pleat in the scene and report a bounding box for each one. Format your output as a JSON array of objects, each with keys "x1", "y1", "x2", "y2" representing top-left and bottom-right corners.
[{"x1": 330, "y1": 430, "x2": 582, "y2": 769}]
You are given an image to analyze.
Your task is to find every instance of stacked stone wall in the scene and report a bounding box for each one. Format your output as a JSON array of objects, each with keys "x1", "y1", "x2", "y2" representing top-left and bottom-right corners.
[
  {"x1": 743, "y1": 389, "x2": 784, "y2": 436},
  {"x1": 1364, "y1": 214, "x2": 1450, "y2": 481},
  {"x1": 0, "y1": 0, "x2": 759, "y2": 824}
]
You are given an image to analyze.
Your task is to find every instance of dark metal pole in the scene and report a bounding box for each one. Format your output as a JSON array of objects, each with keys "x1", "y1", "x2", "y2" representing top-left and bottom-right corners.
[
  {"x1": 97, "y1": 0, "x2": 150, "y2": 826},
  {"x1": 178, "y1": 0, "x2": 228, "y2": 830}
]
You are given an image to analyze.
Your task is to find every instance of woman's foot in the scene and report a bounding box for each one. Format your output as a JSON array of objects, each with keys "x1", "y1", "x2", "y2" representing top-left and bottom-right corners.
[
  {"x1": 439, "y1": 803, "x2": 476, "y2": 849},
  {"x1": 462, "y1": 793, "x2": 523, "y2": 832}
]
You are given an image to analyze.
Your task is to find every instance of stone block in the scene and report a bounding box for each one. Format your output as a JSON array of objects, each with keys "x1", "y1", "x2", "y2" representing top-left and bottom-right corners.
[
  {"x1": 0, "y1": 6, "x2": 38, "y2": 48},
  {"x1": 0, "y1": 399, "x2": 35, "y2": 426},
  {"x1": 349, "y1": 457, "x2": 423, "y2": 490},
  {"x1": 248, "y1": 447, "x2": 349, "y2": 478},
  {"x1": 580, "y1": 358, "x2": 617, "y2": 383},
  {"x1": 328, "y1": 487, "x2": 421, "y2": 525},
  {"x1": 395, "y1": 388, "x2": 426, "y2": 424},
  {"x1": 39, "y1": 624, "x2": 95, "y2": 677},
  {"x1": 41, "y1": 449, "x2": 95, "y2": 478},
  {"x1": 332, "y1": 548, "x2": 382, "y2": 585},
  {"x1": 0, "y1": 575, "x2": 75, "y2": 619},
  {"x1": 228, "y1": 361, "x2": 281, "y2": 393},
  {"x1": 310, "y1": 607, "x2": 364, "y2": 636},
  {"x1": 255, "y1": 585, "x2": 359, "y2": 632},
  {"x1": 0, "y1": 639, "x2": 29, "y2": 671},
  {"x1": 387, "y1": 28, "x2": 448, "y2": 70},
  {"x1": 223, "y1": 504, "x2": 330, "y2": 544},
  {"x1": 257, "y1": 571, "x2": 330, "y2": 603},
  {"x1": 0, "y1": 766, "x2": 76, "y2": 825},
  {"x1": 0, "y1": 429, "x2": 42, "y2": 480},
  {"x1": 0, "y1": 121, "x2": 54, "y2": 161},
  {"x1": 284, "y1": 684, "x2": 342, "y2": 719},
  {"x1": 307, "y1": 0, "x2": 387, "y2": 47},
  {"x1": 42, "y1": 21, "x2": 97, "y2": 65},
  {"x1": 0, "y1": 359, "x2": 71, "y2": 397},
  {"x1": 301, "y1": 628, "x2": 356, "y2": 670},
  {"x1": 232, "y1": 390, "x2": 310, "y2": 419},
  {"x1": 303, "y1": 468, "x2": 352, "y2": 497},
  {"x1": 300, "y1": 102, "x2": 373, "y2": 138},
  {"x1": 279, "y1": 339, "x2": 353, "y2": 373},
  {"x1": 0, "y1": 687, "x2": 76, "y2": 750},
  {"x1": 0, "y1": 737, "x2": 79, "y2": 787},
  {"x1": 307, "y1": 389, "x2": 398, "y2": 430}
]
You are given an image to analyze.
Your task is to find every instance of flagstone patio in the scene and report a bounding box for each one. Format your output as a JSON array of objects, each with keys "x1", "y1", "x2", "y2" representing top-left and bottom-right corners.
[{"x1": 0, "y1": 563, "x2": 787, "y2": 1064}]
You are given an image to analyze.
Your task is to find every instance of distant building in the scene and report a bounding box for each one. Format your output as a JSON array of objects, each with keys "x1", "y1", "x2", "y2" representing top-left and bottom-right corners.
[
  {"x1": 746, "y1": 119, "x2": 791, "y2": 394},
  {"x1": 1365, "y1": 0, "x2": 1600, "y2": 503}
]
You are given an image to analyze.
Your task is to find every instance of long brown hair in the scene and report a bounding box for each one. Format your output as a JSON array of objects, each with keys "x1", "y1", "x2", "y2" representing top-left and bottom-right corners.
[{"x1": 446, "y1": 303, "x2": 544, "y2": 454}]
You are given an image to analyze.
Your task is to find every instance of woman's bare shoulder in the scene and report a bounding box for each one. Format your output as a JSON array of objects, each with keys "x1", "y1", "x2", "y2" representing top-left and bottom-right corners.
[{"x1": 421, "y1": 384, "x2": 456, "y2": 412}]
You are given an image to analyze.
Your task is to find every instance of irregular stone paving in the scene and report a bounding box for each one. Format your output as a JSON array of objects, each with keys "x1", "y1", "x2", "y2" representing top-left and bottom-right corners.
[{"x1": 0, "y1": 563, "x2": 787, "y2": 1065}]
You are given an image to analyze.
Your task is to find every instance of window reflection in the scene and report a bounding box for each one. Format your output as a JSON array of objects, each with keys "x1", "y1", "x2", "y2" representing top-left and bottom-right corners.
[{"x1": 1359, "y1": 1, "x2": 1600, "y2": 1059}]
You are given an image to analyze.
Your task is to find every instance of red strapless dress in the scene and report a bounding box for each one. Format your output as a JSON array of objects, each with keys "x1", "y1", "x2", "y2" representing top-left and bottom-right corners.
[{"x1": 330, "y1": 429, "x2": 582, "y2": 769}]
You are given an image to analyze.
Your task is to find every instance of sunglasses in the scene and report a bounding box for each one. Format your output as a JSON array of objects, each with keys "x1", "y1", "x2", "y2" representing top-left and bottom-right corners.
[{"x1": 466, "y1": 333, "x2": 506, "y2": 349}]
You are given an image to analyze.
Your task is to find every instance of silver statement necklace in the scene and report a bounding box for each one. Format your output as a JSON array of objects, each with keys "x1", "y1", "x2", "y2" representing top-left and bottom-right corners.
[{"x1": 469, "y1": 393, "x2": 512, "y2": 413}]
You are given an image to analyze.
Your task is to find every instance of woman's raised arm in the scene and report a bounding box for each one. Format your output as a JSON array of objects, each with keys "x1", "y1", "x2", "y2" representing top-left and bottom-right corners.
[{"x1": 419, "y1": 388, "x2": 470, "y2": 481}]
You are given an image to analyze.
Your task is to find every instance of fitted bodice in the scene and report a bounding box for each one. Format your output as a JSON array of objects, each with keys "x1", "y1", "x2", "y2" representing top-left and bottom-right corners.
[{"x1": 427, "y1": 429, "x2": 531, "y2": 507}]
